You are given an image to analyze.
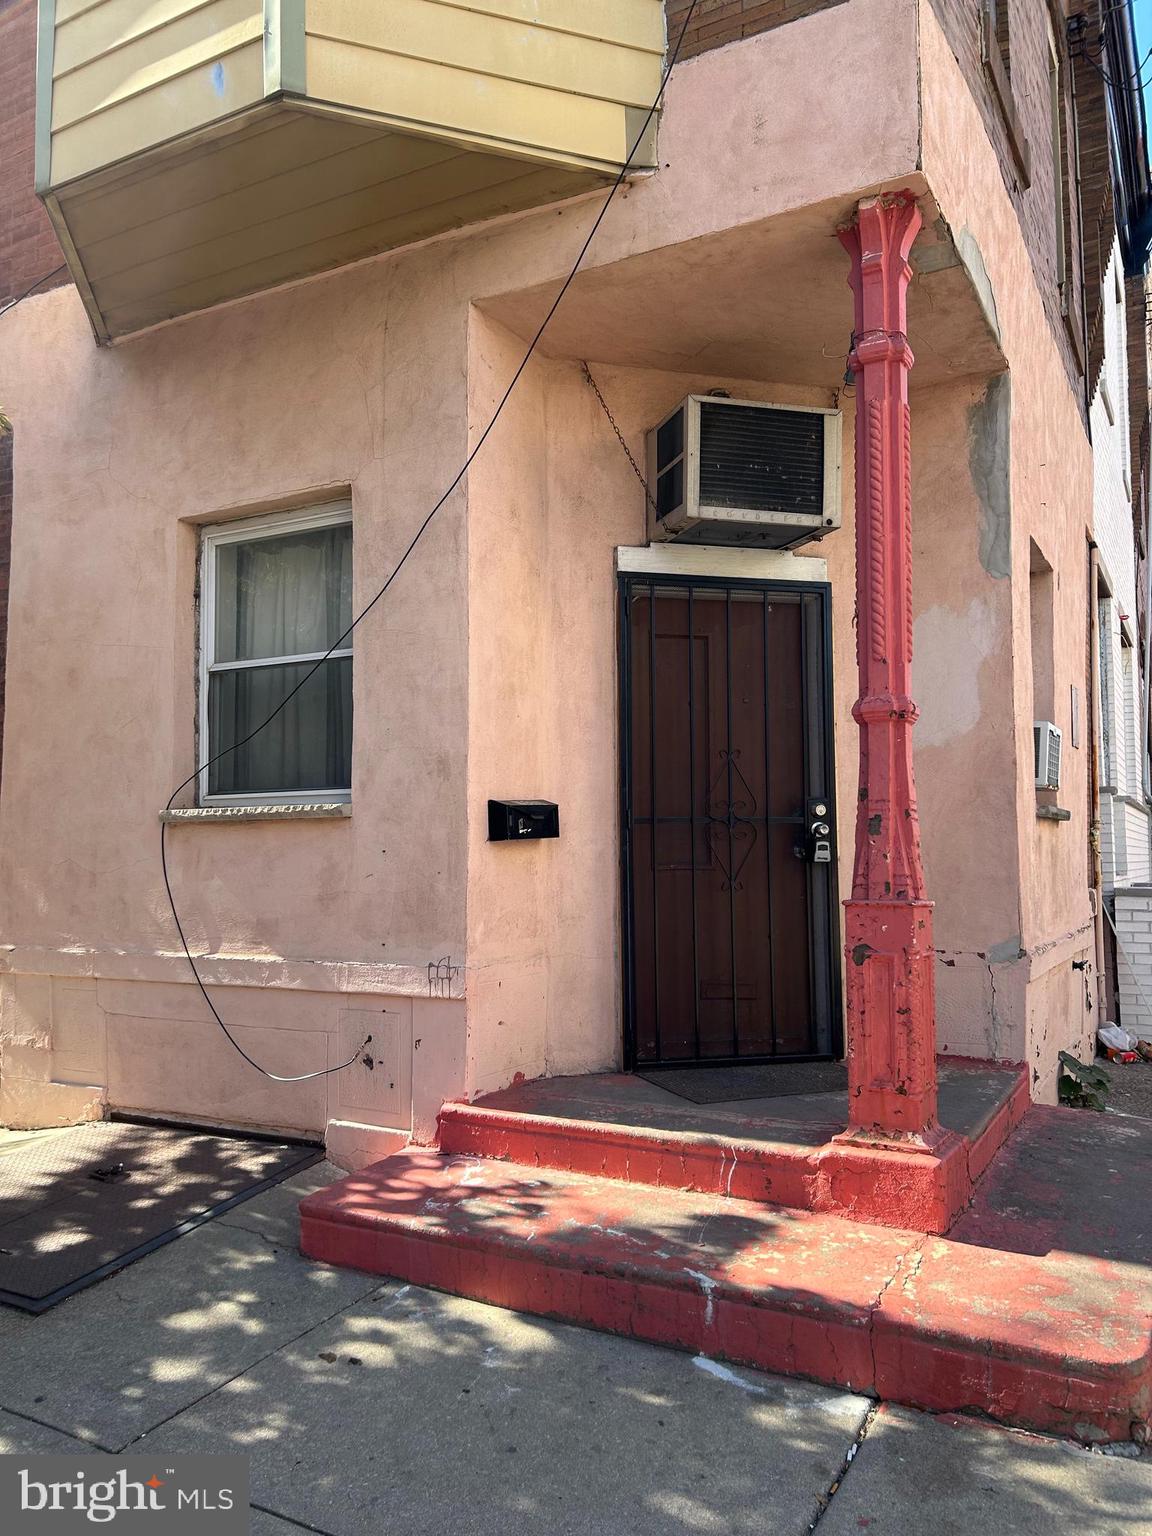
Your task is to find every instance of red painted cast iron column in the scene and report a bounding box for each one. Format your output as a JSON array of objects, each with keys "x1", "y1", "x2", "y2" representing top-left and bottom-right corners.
[{"x1": 837, "y1": 194, "x2": 948, "y2": 1149}]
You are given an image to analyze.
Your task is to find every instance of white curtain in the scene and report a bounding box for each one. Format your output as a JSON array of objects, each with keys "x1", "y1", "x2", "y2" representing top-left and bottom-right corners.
[{"x1": 209, "y1": 524, "x2": 352, "y2": 794}]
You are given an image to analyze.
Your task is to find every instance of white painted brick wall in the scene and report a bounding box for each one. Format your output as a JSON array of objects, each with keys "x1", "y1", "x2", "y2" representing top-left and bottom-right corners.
[
  {"x1": 1123, "y1": 645, "x2": 1140, "y2": 794},
  {"x1": 1100, "y1": 792, "x2": 1117, "y2": 889},
  {"x1": 1115, "y1": 888, "x2": 1152, "y2": 1038},
  {"x1": 1093, "y1": 242, "x2": 1137, "y2": 619},
  {"x1": 1124, "y1": 802, "x2": 1152, "y2": 885},
  {"x1": 1093, "y1": 236, "x2": 1150, "y2": 893},
  {"x1": 1098, "y1": 599, "x2": 1119, "y2": 789}
]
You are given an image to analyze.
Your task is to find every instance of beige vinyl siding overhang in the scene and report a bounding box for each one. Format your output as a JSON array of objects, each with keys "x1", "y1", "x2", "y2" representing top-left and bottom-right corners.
[{"x1": 36, "y1": 0, "x2": 666, "y2": 341}]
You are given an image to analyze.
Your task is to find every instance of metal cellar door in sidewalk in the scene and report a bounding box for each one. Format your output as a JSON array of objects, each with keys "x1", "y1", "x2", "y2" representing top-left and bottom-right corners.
[{"x1": 620, "y1": 575, "x2": 841, "y2": 1067}]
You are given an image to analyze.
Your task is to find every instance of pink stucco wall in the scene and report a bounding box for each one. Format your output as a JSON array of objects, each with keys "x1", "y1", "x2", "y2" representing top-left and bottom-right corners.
[
  {"x1": 0, "y1": 241, "x2": 476, "y2": 1140},
  {"x1": 0, "y1": 0, "x2": 1095, "y2": 1141},
  {"x1": 461, "y1": 332, "x2": 1035, "y2": 1096},
  {"x1": 918, "y1": 0, "x2": 1096, "y2": 1097}
]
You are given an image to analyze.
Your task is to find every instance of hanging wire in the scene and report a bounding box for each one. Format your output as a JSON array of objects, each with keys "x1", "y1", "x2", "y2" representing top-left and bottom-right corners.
[
  {"x1": 580, "y1": 362, "x2": 657, "y2": 512},
  {"x1": 1069, "y1": 6, "x2": 1152, "y2": 96},
  {"x1": 160, "y1": 0, "x2": 703, "y2": 1082},
  {"x1": 0, "y1": 264, "x2": 67, "y2": 320},
  {"x1": 1076, "y1": 40, "x2": 1152, "y2": 94}
]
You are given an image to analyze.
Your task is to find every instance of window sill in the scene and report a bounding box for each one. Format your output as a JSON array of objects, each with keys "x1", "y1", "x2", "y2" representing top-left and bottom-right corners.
[
  {"x1": 161, "y1": 804, "x2": 351, "y2": 824},
  {"x1": 1036, "y1": 804, "x2": 1072, "y2": 823}
]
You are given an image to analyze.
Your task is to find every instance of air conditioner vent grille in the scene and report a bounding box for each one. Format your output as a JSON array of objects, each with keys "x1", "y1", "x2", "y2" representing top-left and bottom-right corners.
[
  {"x1": 645, "y1": 395, "x2": 842, "y2": 551},
  {"x1": 698, "y1": 401, "x2": 824, "y2": 514},
  {"x1": 1034, "y1": 721, "x2": 1063, "y2": 791}
]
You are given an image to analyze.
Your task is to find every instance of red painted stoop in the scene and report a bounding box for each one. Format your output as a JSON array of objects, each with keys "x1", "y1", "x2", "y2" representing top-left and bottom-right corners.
[
  {"x1": 300, "y1": 1147, "x2": 1152, "y2": 1442},
  {"x1": 436, "y1": 1065, "x2": 1031, "y2": 1235}
]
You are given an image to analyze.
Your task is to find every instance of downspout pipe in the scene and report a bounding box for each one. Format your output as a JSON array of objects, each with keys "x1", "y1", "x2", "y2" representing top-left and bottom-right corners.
[{"x1": 1089, "y1": 543, "x2": 1110, "y2": 1023}]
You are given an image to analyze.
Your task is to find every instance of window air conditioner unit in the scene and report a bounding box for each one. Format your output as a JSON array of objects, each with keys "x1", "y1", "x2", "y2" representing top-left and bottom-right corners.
[
  {"x1": 1034, "y1": 721, "x2": 1062, "y2": 791},
  {"x1": 647, "y1": 396, "x2": 842, "y2": 550}
]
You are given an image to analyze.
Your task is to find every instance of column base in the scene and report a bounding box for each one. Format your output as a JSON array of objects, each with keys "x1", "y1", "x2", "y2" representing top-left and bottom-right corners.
[
  {"x1": 844, "y1": 898, "x2": 940, "y2": 1137},
  {"x1": 817, "y1": 1125, "x2": 970, "y2": 1235}
]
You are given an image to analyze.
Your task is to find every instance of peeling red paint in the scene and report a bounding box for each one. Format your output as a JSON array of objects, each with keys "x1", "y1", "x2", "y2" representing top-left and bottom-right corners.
[
  {"x1": 434, "y1": 1063, "x2": 1028, "y2": 1234},
  {"x1": 300, "y1": 1126, "x2": 1150, "y2": 1442},
  {"x1": 299, "y1": 1072, "x2": 1148, "y2": 1441},
  {"x1": 838, "y1": 196, "x2": 948, "y2": 1152}
]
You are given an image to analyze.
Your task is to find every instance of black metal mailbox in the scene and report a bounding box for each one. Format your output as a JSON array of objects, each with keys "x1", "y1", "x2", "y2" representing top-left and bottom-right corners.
[{"x1": 488, "y1": 800, "x2": 560, "y2": 842}]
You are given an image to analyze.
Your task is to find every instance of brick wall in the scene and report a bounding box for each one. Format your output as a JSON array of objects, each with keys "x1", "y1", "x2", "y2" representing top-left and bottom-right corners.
[
  {"x1": 927, "y1": 1, "x2": 1087, "y2": 405},
  {"x1": 0, "y1": 0, "x2": 67, "y2": 306},
  {"x1": 1073, "y1": 9, "x2": 1116, "y2": 402},
  {"x1": 1112, "y1": 888, "x2": 1152, "y2": 1035},
  {"x1": 665, "y1": 0, "x2": 848, "y2": 59}
]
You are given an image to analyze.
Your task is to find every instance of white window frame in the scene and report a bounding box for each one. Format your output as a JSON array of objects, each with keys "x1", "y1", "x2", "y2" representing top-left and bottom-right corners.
[{"x1": 198, "y1": 500, "x2": 353, "y2": 807}]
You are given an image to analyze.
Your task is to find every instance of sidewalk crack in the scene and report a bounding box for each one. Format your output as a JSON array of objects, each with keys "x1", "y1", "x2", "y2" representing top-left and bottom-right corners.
[
  {"x1": 0, "y1": 1402, "x2": 116, "y2": 1454},
  {"x1": 214, "y1": 1219, "x2": 286, "y2": 1251},
  {"x1": 251, "y1": 1501, "x2": 341, "y2": 1536},
  {"x1": 113, "y1": 1278, "x2": 386, "y2": 1453},
  {"x1": 807, "y1": 1402, "x2": 881, "y2": 1531}
]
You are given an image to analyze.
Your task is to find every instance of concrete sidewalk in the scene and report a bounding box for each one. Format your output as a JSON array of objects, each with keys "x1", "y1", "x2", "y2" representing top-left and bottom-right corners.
[{"x1": 0, "y1": 1163, "x2": 1147, "y2": 1535}]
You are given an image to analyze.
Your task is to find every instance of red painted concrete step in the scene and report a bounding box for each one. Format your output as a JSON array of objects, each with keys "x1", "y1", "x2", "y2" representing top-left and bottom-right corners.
[
  {"x1": 438, "y1": 1098, "x2": 822, "y2": 1206},
  {"x1": 300, "y1": 1148, "x2": 1152, "y2": 1442},
  {"x1": 437, "y1": 1064, "x2": 1030, "y2": 1234}
]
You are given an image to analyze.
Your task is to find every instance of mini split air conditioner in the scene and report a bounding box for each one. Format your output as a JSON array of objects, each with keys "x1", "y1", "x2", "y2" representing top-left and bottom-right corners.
[
  {"x1": 1034, "y1": 721, "x2": 1063, "y2": 791},
  {"x1": 647, "y1": 396, "x2": 842, "y2": 550}
]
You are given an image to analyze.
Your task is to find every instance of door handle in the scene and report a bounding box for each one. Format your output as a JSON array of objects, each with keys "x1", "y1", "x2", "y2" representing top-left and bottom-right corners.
[{"x1": 797, "y1": 798, "x2": 834, "y2": 863}]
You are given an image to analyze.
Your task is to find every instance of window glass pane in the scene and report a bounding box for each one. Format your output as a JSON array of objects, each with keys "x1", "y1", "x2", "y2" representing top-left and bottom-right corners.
[
  {"x1": 214, "y1": 522, "x2": 352, "y2": 663},
  {"x1": 208, "y1": 657, "x2": 352, "y2": 796}
]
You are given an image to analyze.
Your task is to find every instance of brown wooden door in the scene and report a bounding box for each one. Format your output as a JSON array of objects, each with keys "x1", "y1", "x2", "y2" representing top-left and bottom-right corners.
[{"x1": 621, "y1": 576, "x2": 840, "y2": 1065}]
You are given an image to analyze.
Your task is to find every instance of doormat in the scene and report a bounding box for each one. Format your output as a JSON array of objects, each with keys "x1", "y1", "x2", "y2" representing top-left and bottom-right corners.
[
  {"x1": 0, "y1": 1119, "x2": 321, "y2": 1313},
  {"x1": 639, "y1": 1061, "x2": 848, "y2": 1105}
]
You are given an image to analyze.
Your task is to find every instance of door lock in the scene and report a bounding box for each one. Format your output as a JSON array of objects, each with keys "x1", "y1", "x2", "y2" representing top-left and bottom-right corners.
[{"x1": 801, "y1": 798, "x2": 834, "y2": 864}]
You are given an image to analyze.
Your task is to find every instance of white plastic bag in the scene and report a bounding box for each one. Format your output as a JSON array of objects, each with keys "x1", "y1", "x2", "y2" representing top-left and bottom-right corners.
[{"x1": 1099, "y1": 1024, "x2": 1136, "y2": 1051}]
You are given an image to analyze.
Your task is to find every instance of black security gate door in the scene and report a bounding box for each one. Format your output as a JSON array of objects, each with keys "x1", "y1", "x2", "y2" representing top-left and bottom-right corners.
[{"x1": 620, "y1": 575, "x2": 841, "y2": 1066}]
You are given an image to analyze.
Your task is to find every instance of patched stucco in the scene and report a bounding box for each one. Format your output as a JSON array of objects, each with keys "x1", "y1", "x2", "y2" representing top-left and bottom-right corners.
[{"x1": 969, "y1": 373, "x2": 1012, "y2": 581}]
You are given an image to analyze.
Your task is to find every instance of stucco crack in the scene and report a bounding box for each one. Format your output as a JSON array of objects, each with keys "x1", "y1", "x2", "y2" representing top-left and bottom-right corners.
[{"x1": 987, "y1": 960, "x2": 1000, "y2": 1056}]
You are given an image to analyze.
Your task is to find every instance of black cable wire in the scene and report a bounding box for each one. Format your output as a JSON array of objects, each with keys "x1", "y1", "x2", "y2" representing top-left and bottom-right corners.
[
  {"x1": 1078, "y1": 39, "x2": 1152, "y2": 93},
  {"x1": 161, "y1": 0, "x2": 702, "y2": 1082},
  {"x1": 1074, "y1": 5, "x2": 1152, "y2": 95},
  {"x1": 0, "y1": 263, "x2": 67, "y2": 319}
]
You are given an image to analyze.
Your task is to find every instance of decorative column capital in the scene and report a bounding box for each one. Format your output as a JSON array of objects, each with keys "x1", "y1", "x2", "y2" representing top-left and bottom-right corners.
[{"x1": 838, "y1": 193, "x2": 922, "y2": 345}]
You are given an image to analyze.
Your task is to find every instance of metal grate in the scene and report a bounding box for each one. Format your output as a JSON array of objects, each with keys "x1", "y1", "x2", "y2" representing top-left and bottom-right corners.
[
  {"x1": 698, "y1": 401, "x2": 824, "y2": 514},
  {"x1": 0, "y1": 1121, "x2": 320, "y2": 1312},
  {"x1": 619, "y1": 575, "x2": 841, "y2": 1068}
]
